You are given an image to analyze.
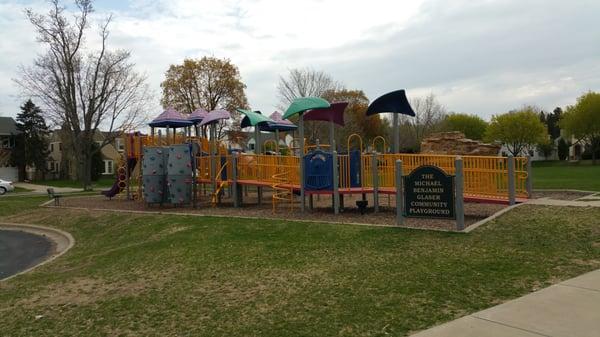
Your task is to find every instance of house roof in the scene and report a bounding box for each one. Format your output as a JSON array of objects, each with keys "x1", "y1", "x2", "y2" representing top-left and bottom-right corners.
[{"x1": 0, "y1": 117, "x2": 19, "y2": 136}]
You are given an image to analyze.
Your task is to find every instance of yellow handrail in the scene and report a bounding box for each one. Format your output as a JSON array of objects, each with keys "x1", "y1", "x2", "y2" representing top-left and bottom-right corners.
[
  {"x1": 372, "y1": 136, "x2": 386, "y2": 154},
  {"x1": 263, "y1": 139, "x2": 278, "y2": 153},
  {"x1": 347, "y1": 133, "x2": 363, "y2": 153}
]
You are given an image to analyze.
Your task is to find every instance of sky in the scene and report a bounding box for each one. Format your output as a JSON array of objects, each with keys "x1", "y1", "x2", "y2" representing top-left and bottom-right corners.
[{"x1": 0, "y1": 0, "x2": 599, "y2": 124}]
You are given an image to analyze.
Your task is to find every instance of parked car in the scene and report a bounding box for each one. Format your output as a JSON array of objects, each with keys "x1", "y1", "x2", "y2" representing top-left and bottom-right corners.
[{"x1": 0, "y1": 179, "x2": 15, "y2": 195}]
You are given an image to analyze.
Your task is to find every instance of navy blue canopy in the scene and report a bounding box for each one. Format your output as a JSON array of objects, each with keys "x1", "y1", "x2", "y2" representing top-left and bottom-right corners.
[
  {"x1": 149, "y1": 107, "x2": 194, "y2": 128},
  {"x1": 366, "y1": 90, "x2": 416, "y2": 117},
  {"x1": 259, "y1": 121, "x2": 298, "y2": 132}
]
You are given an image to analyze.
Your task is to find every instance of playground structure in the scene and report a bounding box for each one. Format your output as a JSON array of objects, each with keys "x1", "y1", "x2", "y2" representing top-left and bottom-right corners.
[{"x1": 104, "y1": 90, "x2": 532, "y2": 216}]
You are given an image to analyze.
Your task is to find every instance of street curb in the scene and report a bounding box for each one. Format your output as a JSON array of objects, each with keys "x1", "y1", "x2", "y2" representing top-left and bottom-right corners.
[{"x1": 0, "y1": 222, "x2": 75, "y2": 282}]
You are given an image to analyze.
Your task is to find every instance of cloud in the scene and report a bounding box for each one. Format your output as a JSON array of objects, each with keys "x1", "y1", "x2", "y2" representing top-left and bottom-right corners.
[{"x1": 1, "y1": 0, "x2": 598, "y2": 123}]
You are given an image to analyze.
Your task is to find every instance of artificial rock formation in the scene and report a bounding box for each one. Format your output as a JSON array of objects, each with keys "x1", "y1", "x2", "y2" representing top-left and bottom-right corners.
[{"x1": 420, "y1": 132, "x2": 501, "y2": 156}]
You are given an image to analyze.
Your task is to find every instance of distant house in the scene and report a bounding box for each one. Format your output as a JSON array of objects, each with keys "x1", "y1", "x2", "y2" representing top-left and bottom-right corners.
[
  {"x1": 498, "y1": 144, "x2": 558, "y2": 161},
  {"x1": 0, "y1": 117, "x2": 19, "y2": 181},
  {"x1": 225, "y1": 130, "x2": 294, "y2": 154},
  {"x1": 46, "y1": 130, "x2": 124, "y2": 180}
]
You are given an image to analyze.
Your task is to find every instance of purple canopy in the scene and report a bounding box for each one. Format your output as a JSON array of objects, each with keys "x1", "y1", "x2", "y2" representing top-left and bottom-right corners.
[
  {"x1": 269, "y1": 111, "x2": 295, "y2": 125},
  {"x1": 188, "y1": 108, "x2": 209, "y2": 123},
  {"x1": 149, "y1": 107, "x2": 193, "y2": 128},
  {"x1": 259, "y1": 111, "x2": 298, "y2": 132},
  {"x1": 303, "y1": 102, "x2": 348, "y2": 126},
  {"x1": 199, "y1": 109, "x2": 231, "y2": 126}
]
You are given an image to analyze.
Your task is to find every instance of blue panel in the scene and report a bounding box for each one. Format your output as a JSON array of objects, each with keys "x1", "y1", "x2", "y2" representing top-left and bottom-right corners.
[
  {"x1": 349, "y1": 150, "x2": 362, "y2": 188},
  {"x1": 303, "y1": 149, "x2": 333, "y2": 191},
  {"x1": 220, "y1": 156, "x2": 228, "y2": 180}
]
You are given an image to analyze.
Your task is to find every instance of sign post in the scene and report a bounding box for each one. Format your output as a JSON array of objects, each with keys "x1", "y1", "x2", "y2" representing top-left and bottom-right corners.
[
  {"x1": 395, "y1": 160, "x2": 404, "y2": 226},
  {"x1": 455, "y1": 157, "x2": 465, "y2": 230}
]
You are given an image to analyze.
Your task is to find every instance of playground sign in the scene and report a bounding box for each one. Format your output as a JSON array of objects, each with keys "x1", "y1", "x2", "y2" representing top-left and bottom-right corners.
[{"x1": 403, "y1": 165, "x2": 455, "y2": 219}]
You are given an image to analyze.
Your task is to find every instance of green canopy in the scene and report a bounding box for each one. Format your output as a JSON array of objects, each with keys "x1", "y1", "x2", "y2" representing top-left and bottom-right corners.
[
  {"x1": 237, "y1": 109, "x2": 274, "y2": 127},
  {"x1": 282, "y1": 97, "x2": 330, "y2": 119}
]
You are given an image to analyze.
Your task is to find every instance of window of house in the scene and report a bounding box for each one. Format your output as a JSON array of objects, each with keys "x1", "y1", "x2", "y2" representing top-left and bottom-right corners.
[
  {"x1": 48, "y1": 161, "x2": 54, "y2": 171},
  {"x1": 103, "y1": 160, "x2": 114, "y2": 175},
  {"x1": 59, "y1": 142, "x2": 62, "y2": 151},
  {"x1": 49, "y1": 143, "x2": 54, "y2": 152},
  {"x1": 116, "y1": 138, "x2": 124, "y2": 152}
]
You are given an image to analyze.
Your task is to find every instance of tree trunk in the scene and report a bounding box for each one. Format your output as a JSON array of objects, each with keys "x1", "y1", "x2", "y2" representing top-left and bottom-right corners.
[
  {"x1": 83, "y1": 154, "x2": 92, "y2": 190},
  {"x1": 74, "y1": 138, "x2": 93, "y2": 190}
]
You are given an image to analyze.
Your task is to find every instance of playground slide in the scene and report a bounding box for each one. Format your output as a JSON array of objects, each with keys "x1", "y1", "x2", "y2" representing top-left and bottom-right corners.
[{"x1": 101, "y1": 157, "x2": 137, "y2": 198}]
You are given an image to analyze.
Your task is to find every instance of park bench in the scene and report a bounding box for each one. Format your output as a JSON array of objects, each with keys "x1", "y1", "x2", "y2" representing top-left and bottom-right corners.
[{"x1": 47, "y1": 188, "x2": 62, "y2": 206}]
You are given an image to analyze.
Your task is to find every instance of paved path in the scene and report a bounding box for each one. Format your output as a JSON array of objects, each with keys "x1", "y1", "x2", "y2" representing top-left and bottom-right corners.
[
  {"x1": 411, "y1": 269, "x2": 600, "y2": 337},
  {"x1": 527, "y1": 197, "x2": 600, "y2": 207},
  {"x1": 0, "y1": 229, "x2": 53, "y2": 280},
  {"x1": 10, "y1": 182, "x2": 82, "y2": 195}
]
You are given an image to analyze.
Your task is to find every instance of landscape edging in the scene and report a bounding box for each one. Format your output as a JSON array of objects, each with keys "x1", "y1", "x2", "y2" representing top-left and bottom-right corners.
[{"x1": 0, "y1": 222, "x2": 75, "y2": 282}]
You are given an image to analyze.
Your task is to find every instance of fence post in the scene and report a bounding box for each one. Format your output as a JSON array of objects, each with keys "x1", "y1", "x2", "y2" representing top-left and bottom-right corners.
[
  {"x1": 455, "y1": 156, "x2": 465, "y2": 231},
  {"x1": 299, "y1": 114, "x2": 305, "y2": 212},
  {"x1": 526, "y1": 155, "x2": 533, "y2": 197},
  {"x1": 333, "y1": 151, "x2": 340, "y2": 214},
  {"x1": 255, "y1": 127, "x2": 263, "y2": 205},
  {"x1": 372, "y1": 152, "x2": 379, "y2": 213},
  {"x1": 508, "y1": 155, "x2": 516, "y2": 205},
  {"x1": 393, "y1": 114, "x2": 399, "y2": 153},
  {"x1": 191, "y1": 143, "x2": 197, "y2": 208},
  {"x1": 395, "y1": 160, "x2": 404, "y2": 226},
  {"x1": 210, "y1": 124, "x2": 217, "y2": 196},
  {"x1": 232, "y1": 153, "x2": 239, "y2": 208}
]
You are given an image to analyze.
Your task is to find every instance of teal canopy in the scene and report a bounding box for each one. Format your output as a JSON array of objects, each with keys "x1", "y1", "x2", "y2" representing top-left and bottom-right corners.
[
  {"x1": 237, "y1": 109, "x2": 274, "y2": 127},
  {"x1": 282, "y1": 97, "x2": 330, "y2": 120}
]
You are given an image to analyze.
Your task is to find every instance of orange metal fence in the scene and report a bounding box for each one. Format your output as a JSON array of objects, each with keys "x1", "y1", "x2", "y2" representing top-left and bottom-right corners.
[
  {"x1": 359, "y1": 153, "x2": 528, "y2": 199},
  {"x1": 126, "y1": 134, "x2": 227, "y2": 159},
  {"x1": 232, "y1": 153, "x2": 527, "y2": 200},
  {"x1": 127, "y1": 131, "x2": 529, "y2": 201}
]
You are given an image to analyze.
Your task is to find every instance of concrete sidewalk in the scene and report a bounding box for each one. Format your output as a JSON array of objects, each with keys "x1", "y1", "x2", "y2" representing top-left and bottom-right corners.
[
  {"x1": 11, "y1": 182, "x2": 82, "y2": 194},
  {"x1": 527, "y1": 197, "x2": 600, "y2": 207},
  {"x1": 411, "y1": 269, "x2": 600, "y2": 337}
]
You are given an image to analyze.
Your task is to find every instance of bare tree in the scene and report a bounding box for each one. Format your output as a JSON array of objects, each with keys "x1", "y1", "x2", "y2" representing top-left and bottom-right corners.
[
  {"x1": 277, "y1": 68, "x2": 343, "y2": 109},
  {"x1": 15, "y1": 0, "x2": 150, "y2": 189},
  {"x1": 400, "y1": 93, "x2": 447, "y2": 151},
  {"x1": 277, "y1": 68, "x2": 343, "y2": 144}
]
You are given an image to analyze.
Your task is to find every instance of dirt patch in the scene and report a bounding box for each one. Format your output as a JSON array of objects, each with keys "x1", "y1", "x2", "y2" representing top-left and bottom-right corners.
[
  {"x1": 16, "y1": 267, "x2": 176, "y2": 308},
  {"x1": 17, "y1": 277, "x2": 147, "y2": 307},
  {"x1": 58, "y1": 193, "x2": 506, "y2": 232}
]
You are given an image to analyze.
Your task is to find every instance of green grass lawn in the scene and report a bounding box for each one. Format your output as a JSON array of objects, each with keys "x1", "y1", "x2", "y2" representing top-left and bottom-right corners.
[
  {"x1": 1, "y1": 196, "x2": 599, "y2": 336},
  {"x1": 33, "y1": 176, "x2": 115, "y2": 189},
  {"x1": 533, "y1": 160, "x2": 600, "y2": 191}
]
